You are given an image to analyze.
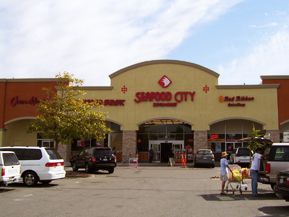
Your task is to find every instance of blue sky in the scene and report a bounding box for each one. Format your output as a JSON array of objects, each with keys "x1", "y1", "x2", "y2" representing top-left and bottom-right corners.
[{"x1": 1, "y1": 0, "x2": 289, "y2": 86}]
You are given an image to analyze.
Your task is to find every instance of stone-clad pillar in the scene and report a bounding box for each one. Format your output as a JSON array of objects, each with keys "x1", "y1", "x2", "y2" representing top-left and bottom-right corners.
[
  {"x1": 122, "y1": 130, "x2": 137, "y2": 163},
  {"x1": 194, "y1": 131, "x2": 208, "y2": 153},
  {"x1": 58, "y1": 143, "x2": 71, "y2": 166}
]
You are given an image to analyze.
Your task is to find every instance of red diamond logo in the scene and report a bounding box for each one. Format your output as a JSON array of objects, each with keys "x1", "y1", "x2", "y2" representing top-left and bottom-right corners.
[{"x1": 158, "y1": 75, "x2": 172, "y2": 88}]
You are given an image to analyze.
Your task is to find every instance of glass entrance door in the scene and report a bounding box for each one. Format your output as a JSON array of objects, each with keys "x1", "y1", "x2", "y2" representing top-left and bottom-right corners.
[
  {"x1": 149, "y1": 142, "x2": 161, "y2": 162},
  {"x1": 149, "y1": 140, "x2": 184, "y2": 163}
]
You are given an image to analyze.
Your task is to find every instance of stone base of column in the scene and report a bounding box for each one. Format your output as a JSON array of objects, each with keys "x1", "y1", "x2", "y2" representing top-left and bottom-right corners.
[
  {"x1": 57, "y1": 143, "x2": 72, "y2": 166},
  {"x1": 194, "y1": 131, "x2": 208, "y2": 153},
  {"x1": 122, "y1": 131, "x2": 137, "y2": 163}
]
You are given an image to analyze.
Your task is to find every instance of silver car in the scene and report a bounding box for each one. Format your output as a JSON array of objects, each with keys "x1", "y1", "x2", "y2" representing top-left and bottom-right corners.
[
  {"x1": 194, "y1": 149, "x2": 215, "y2": 168},
  {"x1": 259, "y1": 143, "x2": 289, "y2": 191}
]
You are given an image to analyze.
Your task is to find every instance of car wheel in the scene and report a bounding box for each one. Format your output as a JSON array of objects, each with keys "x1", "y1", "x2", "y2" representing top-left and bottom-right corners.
[
  {"x1": 108, "y1": 168, "x2": 114, "y2": 174},
  {"x1": 85, "y1": 163, "x2": 90, "y2": 173},
  {"x1": 72, "y1": 162, "x2": 78, "y2": 172},
  {"x1": 23, "y1": 171, "x2": 39, "y2": 186}
]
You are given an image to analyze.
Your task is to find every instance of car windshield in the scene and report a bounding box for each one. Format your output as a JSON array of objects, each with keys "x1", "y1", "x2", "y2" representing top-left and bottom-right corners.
[
  {"x1": 93, "y1": 149, "x2": 113, "y2": 157},
  {"x1": 197, "y1": 150, "x2": 212, "y2": 155},
  {"x1": 3, "y1": 153, "x2": 20, "y2": 166},
  {"x1": 237, "y1": 148, "x2": 251, "y2": 156},
  {"x1": 46, "y1": 149, "x2": 62, "y2": 160}
]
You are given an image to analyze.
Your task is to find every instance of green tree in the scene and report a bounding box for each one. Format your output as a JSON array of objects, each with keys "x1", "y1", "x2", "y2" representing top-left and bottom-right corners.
[
  {"x1": 29, "y1": 72, "x2": 110, "y2": 151},
  {"x1": 246, "y1": 125, "x2": 271, "y2": 152}
]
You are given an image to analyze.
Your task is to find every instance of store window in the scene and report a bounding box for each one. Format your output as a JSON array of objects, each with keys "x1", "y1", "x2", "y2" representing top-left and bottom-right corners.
[{"x1": 37, "y1": 133, "x2": 55, "y2": 148}]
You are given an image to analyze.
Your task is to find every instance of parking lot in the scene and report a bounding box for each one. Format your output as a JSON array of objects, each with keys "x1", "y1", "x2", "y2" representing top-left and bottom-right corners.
[{"x1": 0, "y1": 165, "x2": 288, "y2": 217}]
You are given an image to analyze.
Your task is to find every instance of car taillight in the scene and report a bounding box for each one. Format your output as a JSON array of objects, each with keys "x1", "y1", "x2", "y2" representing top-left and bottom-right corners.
[
  {"x1": 45, "y1": 162, "x2": 64, "y2": 167},
  {"x1": 287, "y1": 178, "x2": 289, "y2": 186},
  {"x1": 1, "y1": 168, "x2": 5, "y2": 176},
  {"x1": 265, "y1": 163, "x2": 271, "y2": 174},
  {"x1": 90, "y1": 157, "x2": 97, "y2": 163}
]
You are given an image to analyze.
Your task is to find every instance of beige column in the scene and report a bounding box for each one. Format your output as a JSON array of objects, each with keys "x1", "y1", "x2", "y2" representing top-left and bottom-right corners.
[
  {"x1": 266, "y1": 130, "x2": 280, "y2": 143},
  {"x1": 122, "y1": 130, "x2": 137, "y2": 163},
  {"x1": 194, "y1": 131, "x2": 208, "y2": 153}
]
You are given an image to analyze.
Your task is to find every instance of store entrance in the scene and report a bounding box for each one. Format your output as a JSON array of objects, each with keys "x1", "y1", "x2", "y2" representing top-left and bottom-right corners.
[
  {"x1": 149, "y1": 140, "x2": 184, "y2": 163},
  {"x1": 160, "y1": 143, "x2": 172, "y2": 163}
]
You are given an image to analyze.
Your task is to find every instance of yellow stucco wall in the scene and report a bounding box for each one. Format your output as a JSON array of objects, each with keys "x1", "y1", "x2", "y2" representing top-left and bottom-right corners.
[
  {"x1": 81, "y1": 60, "x2": 279, "y2": 131},
  {"x1": 4, "y1": 119, "x2": 37, "y2": 146}
]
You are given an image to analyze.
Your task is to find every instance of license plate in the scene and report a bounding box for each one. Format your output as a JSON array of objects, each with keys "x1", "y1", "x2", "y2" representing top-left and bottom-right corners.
[{"x1": 103, "y1": 159, "x2": 108, "y2": 161}]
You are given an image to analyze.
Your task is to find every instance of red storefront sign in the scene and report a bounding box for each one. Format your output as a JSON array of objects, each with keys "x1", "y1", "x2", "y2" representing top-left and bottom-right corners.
[
  {"x1": 134, "y1": 91, "x2": 196, "y2": 107},
  {"x1": 10, "y1": 96, "x2": 40, "y2": 107},
  {"x1": 83, "y1": 99, "x2": 125, "y2": 106},
  {"x1": 219, "y1": 95, "x2": 254, "y2": 107}
]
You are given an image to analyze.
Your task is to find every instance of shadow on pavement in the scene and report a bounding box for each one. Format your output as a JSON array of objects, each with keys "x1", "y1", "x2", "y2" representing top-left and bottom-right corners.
[
  {"x1": 66, "y1": 170, "x2": 113, "y2": 178},
  {"x1": 7, "y1": 183, "x2": 59, "y2": 188},
  {"x1": 0, "y1": 188, "x2": 14, "y2": 193},
  {"x1": 66, "y1": 171, "x2": 92, "y2": 178},
  {"x1": 257, "y1": 206, "x2": 289, "y2": 217},
  {"x1": 200, "y1": 192, "x2": 281, "y2": 201}
]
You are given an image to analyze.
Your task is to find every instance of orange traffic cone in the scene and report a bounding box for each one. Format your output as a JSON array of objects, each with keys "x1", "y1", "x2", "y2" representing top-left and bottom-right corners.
[{"x1": 181, "y1": 153, "x2": 187, "y2": 168}]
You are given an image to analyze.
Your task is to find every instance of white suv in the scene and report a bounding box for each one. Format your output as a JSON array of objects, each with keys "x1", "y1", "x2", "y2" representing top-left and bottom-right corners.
[
  {"x1": 0, "y1": 151, "x2": 21, "y2": 186},
  {"x1": 0, "y1": 147, "x2": 66, "y2": 186}
]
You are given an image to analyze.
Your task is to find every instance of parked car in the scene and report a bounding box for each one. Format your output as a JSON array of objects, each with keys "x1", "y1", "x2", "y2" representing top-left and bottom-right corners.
[
  {"x1": 275, "y1": 171, "x2": 289, "y2": 201},
  {"x1": 0, "y1": 151, "x2": 21, "y2": 186},
  {"x1": 0, "y1": 147, "x2": 66, "y2": 186},
  {"x1": 259, "y1": 143, "x2": 289, "y2": 191},
  {"x1": 230, "y1": 147, "x2": 252, "y2": 167},
  {"x1": 70, "y1": 147, "x2": 117, "y2": 174},
  {"x1": 194, "y1": 149, "x2": 215, "y2": 168}
]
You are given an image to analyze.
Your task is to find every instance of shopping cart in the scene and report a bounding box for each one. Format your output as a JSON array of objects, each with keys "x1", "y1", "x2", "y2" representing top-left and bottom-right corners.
[{"x1": 225, "y1": 164, "x2": 248, "y2": 195}]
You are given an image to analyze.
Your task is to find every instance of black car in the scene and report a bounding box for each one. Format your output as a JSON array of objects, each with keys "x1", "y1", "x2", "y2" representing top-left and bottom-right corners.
[
  {"x1": 275, "y1": 171, "x2": 289, "y2": 201},
  {"x1": 70, "y1": 147, "x2": 117, "y2": 174}
]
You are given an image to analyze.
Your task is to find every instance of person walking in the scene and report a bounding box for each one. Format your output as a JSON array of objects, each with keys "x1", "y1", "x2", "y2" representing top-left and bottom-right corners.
[
  {"x1": 149, "y1": 148, "x2": 154, "y2": 163},
  {"x1": 250, "y1": 148, "x2": 263, "y2": 197},
  {"x1": 168, "y1": 148, "x2": 175, "y2": 167},
  {"x1": 220, "y1": 151, "x2": 229, "y2": 195}
]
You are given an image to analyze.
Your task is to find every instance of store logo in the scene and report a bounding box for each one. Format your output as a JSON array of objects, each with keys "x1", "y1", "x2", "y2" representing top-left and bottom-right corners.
[{"x1": 158, "y1": 75, "x2": 172, "y2": 88}]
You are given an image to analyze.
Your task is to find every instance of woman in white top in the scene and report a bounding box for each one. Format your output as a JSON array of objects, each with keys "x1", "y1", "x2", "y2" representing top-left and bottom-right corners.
[{"x1": 220, "y1": 151, "x2": 229, "y2": 195}]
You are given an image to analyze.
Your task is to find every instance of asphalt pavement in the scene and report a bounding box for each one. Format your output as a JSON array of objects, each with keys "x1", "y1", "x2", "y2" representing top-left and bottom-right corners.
[{"x1": 0, "y1": 165, "x2": 288, "y2": 217}]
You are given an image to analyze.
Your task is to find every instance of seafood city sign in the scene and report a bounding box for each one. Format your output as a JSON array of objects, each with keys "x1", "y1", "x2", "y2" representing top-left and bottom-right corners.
[
  {"x1": 134, "y1": 75, "x2": 196, "y2": 107},
  {"x1": 134, "y1": 91, "x2": 196, "y2": 107}
]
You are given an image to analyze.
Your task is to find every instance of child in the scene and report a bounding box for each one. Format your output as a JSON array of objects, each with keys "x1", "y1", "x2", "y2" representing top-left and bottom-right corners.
[{"x1": 220, "y1": 151, "x2": 229, "y2": 195}]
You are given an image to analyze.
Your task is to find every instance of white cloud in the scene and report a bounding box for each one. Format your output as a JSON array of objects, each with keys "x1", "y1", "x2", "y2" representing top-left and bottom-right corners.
[
  {"x1": 217, "y1": 28, "x2": 289, "y2": 85},
  {"x1": 0, "y1": 0, "x2": 241, "y2": 85}
]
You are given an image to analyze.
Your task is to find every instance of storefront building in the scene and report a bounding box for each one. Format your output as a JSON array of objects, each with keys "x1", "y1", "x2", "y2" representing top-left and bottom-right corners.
[
  {"x1": 0, "y1": 78, "x2": 57, "y2": 148},
  {"x1": 0, "y1": 60, "x2": 286, "y2": 163}
]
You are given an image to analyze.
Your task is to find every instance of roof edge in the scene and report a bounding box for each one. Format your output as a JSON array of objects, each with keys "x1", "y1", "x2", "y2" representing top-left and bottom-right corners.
[
  {"x1": 109, "y1": 60, "x2": 220, "y2": 78},
  {"x1": 216, "y1": 84, "x2": 279, "y2": 89},
  {"x1": 80, "y1": 86, "x2": 113, "y2": 90},
  {"x1": 0, "y1": 78, "x2": 57, "y2": 83},
  {"x1": 261, "y1": 75, "x2": 289, "y2": 80}
]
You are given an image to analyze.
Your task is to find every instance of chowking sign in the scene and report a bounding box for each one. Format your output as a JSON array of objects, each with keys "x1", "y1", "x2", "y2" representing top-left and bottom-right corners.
[{"x1": 134, "y1": 75, "x2": 196, "y2": 107}]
